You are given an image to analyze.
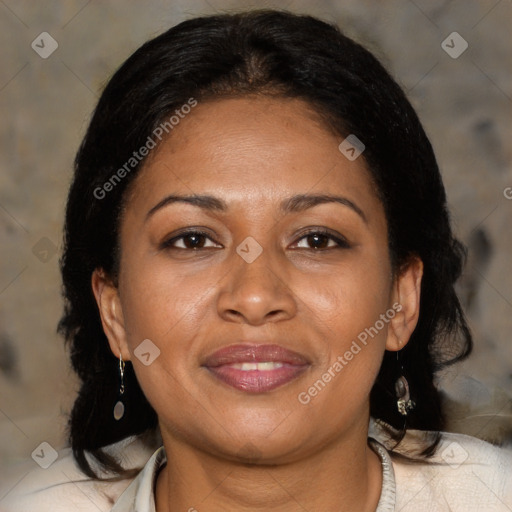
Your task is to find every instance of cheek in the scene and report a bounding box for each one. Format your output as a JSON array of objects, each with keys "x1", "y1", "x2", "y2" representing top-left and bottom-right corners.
[
  {"x1": 119, "y1": 259, "x2": 212, "y2": 342},
  {"x1": 300, "y1": 253, "x2": 392, "y2": 390},
  {"x1": 117, "y1": 263, "x2": 211, "y2": 413},
  {"x1": 299, "y1": 254, "x2": 391, "y2": 332}
]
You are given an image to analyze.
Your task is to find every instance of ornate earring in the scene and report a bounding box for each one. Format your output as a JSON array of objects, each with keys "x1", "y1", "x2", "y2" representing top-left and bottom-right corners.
[
  {"x1": 113, "y1": 354, "x2": 125, "y2": 421},
  {"x1": 395, "y1": 350, "x2": 415, "y2": 416}
]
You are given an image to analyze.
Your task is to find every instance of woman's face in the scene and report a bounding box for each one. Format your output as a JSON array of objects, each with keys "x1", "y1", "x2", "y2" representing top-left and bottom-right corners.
[{"x1": 94, "y1": 96, "x2": 421, "y2": 463}]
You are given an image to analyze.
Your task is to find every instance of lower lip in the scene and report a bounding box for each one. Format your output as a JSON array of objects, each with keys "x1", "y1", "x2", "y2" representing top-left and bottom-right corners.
[{"x1": 205, "y1": 364, "x2": 309, "y2": 393}]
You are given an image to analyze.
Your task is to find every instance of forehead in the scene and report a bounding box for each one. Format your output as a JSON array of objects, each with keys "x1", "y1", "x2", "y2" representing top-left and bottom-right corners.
[{"x1": 125, "y1": 96, "x2": 382, "y2": 219}]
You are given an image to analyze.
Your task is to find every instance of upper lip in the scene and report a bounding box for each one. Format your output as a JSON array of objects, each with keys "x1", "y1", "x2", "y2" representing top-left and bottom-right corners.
[{"x1": 202, "y1": 344, "x2": 310, "y2": 367}]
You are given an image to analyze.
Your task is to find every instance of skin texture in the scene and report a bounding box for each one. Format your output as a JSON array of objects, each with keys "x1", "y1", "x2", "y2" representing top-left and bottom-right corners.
[{"x1": 92, "y1": 96, "x2": 423, "y2": 511}]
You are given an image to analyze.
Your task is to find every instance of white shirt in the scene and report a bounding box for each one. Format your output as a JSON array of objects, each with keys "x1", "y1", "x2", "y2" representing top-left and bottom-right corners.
[{"x1": 1, "y1": 426, "x2": 511, "y2": 511}]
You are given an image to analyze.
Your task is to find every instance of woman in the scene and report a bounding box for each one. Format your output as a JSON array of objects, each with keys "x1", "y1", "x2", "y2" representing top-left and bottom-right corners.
[{"x1": 2, "y1": 9, "x2": 511, "y2": 512}]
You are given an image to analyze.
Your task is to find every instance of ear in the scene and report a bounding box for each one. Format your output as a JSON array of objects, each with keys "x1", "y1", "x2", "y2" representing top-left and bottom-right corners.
[
  {"x1": 386, "y1": 256, "x2": 423, "y2": 352},
  {"x1": 91, "y1": 268, "x2": 131, "y2": 361}
]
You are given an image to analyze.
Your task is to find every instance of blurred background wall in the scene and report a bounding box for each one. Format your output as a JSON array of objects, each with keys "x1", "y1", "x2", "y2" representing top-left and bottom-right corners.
[{"x1": 0, "y1": 0, "x2": 511, "y2": 482}]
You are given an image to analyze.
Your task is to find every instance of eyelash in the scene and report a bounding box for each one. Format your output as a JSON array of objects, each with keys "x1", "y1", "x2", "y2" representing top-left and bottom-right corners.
[{"x1": 161, "y1": 228, "x2": 350, "y2": 251}]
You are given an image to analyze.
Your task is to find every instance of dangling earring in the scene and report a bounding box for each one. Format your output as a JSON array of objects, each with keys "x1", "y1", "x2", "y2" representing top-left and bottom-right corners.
[
  {"x1": 113, "y1": 354, "x2": 125, "y2": 421},
  {"x1": 395, "y1": 350, "x2": 415, "y2": 416}
]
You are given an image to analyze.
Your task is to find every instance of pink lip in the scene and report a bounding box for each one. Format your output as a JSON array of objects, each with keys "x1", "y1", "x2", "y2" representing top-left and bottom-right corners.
[{"x1": 202, "y1": 344, "x2": 310, "y2": 393}]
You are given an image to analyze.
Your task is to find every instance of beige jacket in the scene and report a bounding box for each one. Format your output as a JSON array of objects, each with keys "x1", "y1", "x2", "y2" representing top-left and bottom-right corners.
[{"x1": 1, "y1": 427, "x2": 511, "y2": 511}]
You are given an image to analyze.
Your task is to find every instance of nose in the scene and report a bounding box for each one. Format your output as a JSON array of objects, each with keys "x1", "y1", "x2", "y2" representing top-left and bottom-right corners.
[{"x1": 217, "y1": 246, "x2": 297, "y2": 326}]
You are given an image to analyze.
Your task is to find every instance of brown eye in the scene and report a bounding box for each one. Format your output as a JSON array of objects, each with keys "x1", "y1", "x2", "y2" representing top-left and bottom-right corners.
[
  {"x1": 304, "y1": 233, "x2": 331, "y2": 249},
  {"x1": 162, "y1": 230, "x2": 221, "y2": 250},
  {"x1": 179, "y1": 233, "x2": 208, "y2": 249},
  {"x1": 293, "y1": 229, "x2": 350, "y2": 250}
]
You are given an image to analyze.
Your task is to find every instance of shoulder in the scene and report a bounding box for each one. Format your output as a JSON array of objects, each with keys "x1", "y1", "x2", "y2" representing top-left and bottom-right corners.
[
  {"x1": 0, "y1": 436, "x2": 156, "y2": 512},
  {"x1": 392, "y1": 430, "x2": 512, "y2": 511}
]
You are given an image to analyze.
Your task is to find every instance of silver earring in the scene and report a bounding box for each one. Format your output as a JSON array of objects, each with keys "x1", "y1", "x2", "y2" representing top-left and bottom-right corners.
[
  {"x1": 113, "y1": 355, "x2": 125, "y2": 421},
  {"x1": 395, "y1": 351, "x2": 415, "y2": 416},
  {"x1": 395, "y1": 376, "x2": 415, "y2": 416}
]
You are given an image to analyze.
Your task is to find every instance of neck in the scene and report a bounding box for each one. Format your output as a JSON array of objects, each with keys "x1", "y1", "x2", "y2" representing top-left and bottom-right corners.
[{"x1": 155, "y1": 421, "x2": 382, "y2": 512}]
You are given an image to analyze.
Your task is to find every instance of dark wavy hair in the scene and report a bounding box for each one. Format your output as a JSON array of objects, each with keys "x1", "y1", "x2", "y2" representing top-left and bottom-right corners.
[{"x1": 58, "y1": 9, "x2": 472, "y2": 479}]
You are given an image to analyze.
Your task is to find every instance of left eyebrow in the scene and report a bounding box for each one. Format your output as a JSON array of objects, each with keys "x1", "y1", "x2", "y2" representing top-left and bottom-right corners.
[
  {"x1": 279, "y1": 193, "x2": 367, "y2": 224},
  {"x1": 145, "y1": 193, "x2": 367, "y2": 224}
]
